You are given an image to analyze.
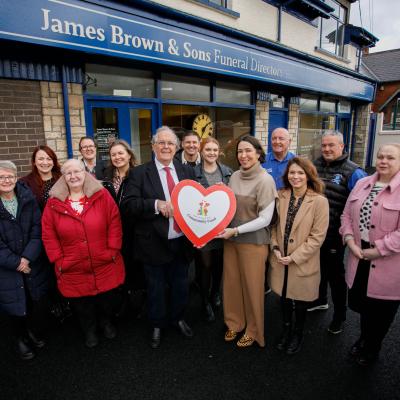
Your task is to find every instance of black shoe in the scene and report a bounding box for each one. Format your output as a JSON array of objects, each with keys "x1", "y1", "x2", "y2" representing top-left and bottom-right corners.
[
  {"x1": 276, "y1": 323, "x2": 291, "y2": 351},
  {"x1": 286, "y1": 332, "x2": 303, "y2": 355},
  {"x1": 151, "y1": 328, "x2": 161, "y2": 349},
  {"x1": 327, "y1": 319, "x2": 344, "y2": 335},
  {"x1": 307, "y1": 299, "x2": 329, "y2": 312},
  {"x1": 204, "y1": 302, "x2": 216, "y2": 323},
  {"x1": 85, "y1": 331, "x2": 99, "y2": 348},
  {"x1": 175, "y1": 320, "x2": 194, "y2": 338},
  {"x1": 349, "y1": 338, "x2": 365, "y2": 358},
  {"x1": 103, "y1": 322, "x2": 117, "y2": 340},
  {"x1": 16, "y1": 337, "x2": 35, "y2": 360},
  {"x1": 27, "y1": 330, "x2": 46, "y2": 349},
  {"x1": 356, "y1": 350, "x2": 378, "y2": 367}
]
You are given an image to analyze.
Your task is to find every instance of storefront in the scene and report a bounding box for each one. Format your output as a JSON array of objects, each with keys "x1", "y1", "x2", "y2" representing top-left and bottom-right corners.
[{"x1": 0, "y1": 0, "x2": 376, "y2": 171}]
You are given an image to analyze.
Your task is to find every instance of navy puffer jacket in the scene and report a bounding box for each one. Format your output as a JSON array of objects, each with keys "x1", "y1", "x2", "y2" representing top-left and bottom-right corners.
[{"x1": 0, "y1": 181, "x2": 49, "y2": 316}]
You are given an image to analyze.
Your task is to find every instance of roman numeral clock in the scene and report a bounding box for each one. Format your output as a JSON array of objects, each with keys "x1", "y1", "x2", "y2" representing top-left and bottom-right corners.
[{"x1": 192, "y1": 113, "x2": 214, "y2": 139}]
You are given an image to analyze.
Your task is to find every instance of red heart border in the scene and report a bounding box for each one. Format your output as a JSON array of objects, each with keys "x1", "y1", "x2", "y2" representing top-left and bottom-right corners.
[{"x1": 171, "y1": 179, "x2": 237, "y2": 247}]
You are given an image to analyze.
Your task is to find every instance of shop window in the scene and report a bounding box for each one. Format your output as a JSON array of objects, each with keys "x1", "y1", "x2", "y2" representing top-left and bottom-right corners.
[
  {"x1": 215, "y1": 82, "x2": 251, "y2": 105},
  {"x1": 383, "y1": 98, "x2": 400, "y2": 131},
  {"x1": 162, "y1": 104, "x2": 251, "y2": 169},
  {"x1": 161, "y1": 74, "x2": 210, "y2": 102},
  {"x1": 85, "y1": 64, "x2": 154, "y2": 98},
  {"x1": 316, "y1": 0, "x2": 347, "y2": 57},
  {"x1": 320, "y1": 99, "x2": 336, "y2": 113},
  {"x1": 298, "y1": 113, "x2": 336, "y2": 160},
  {"x1": 300, "y1": 96, "x2": 318, "y2": 111}
]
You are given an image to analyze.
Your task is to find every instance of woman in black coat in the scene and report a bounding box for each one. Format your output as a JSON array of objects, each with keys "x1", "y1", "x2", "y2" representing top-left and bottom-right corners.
[
  {"x1": 0, "y1": 160, "x2": 49, "y2": 360},
  {"x1": 102, "y1": 140, "x2": 145, "y2": 317}
]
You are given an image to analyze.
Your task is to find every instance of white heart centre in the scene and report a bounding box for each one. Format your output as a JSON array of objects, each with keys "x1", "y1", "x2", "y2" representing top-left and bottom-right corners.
[{"x1": 177, "y1": 186, "x2": 231, "y2": 238}]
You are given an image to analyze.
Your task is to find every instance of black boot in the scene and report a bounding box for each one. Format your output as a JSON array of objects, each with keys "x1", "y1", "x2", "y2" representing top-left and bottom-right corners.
[
  {"x1": 286, "y1": 330, "x2": 303, "y2": 355},
  {"x1": 27, "y1": 330, "x2": 46, "y2": 349},
  {"x1": 276, "y1": 323, "x2": 292, "y2": 351},
  {"x1": 85, "y1": 329, "x2": 99, "y2": 348},
  {"x1": 16, "y1": 337, "x2": 35, "y2": 360}
]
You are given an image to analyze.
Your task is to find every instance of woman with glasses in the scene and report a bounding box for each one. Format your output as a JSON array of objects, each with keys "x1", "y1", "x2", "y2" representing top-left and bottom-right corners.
[
  {"x1": 42, "y1": 159, "x2": 125, "y2": 348},
  {"x1": 0, "y1": 161, "x2": 49, "y2": 360},
  {"x1": 79, "y1": 136, "x2": 106, "y2": 180}
]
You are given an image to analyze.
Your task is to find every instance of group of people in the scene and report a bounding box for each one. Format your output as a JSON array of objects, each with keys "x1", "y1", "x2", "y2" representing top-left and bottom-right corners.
[{"x1": 0, "y1": 126, "x2": 399, "y2": 368}]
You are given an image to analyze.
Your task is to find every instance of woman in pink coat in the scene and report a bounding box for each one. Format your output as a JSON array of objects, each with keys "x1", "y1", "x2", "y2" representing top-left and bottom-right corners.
[
  {"x1": 42, "y1": 159, "x2": 125, "y2": 348},
  {"x1": 340, "y1": 143, "x2": 400, "y2": 366}
]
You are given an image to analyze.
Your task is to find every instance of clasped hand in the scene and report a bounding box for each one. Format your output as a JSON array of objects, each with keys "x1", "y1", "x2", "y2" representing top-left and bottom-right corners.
[
  {"x1": 273, "y1": 249, "x2": 292, "y2": 266},
  {"x1": 16, "y1": 257, "x2": 31, "y2": 274},
  {"x1": 157, "y1": 200, "x2": 174, "y2": 218},
  {"x1": 348, "y1": 243, "x2": 380, "y2": 261}
]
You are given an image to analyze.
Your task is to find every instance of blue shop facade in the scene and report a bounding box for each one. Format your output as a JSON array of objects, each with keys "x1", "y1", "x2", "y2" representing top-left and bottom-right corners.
[{"x1": 0, "y1": 0, "x2": 377, "y2": 169}]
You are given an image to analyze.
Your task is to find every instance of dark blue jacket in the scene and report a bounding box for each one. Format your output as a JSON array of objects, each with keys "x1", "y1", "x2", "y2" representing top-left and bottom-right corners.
[{"x1": 0, "y1": 181, "x2": 48, "y2": 316}]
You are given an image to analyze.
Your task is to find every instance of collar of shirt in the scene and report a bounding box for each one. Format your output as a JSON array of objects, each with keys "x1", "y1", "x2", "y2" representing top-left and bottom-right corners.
[
  {"x1": 182, "y1": 152, "x2": 201, "y2": 165},
  {"x1": 268, "y1": 151, "x2": 292, "y2": 163},
  {"x1": 155, "y1": 158, "x2": 176, "y2": 173}
]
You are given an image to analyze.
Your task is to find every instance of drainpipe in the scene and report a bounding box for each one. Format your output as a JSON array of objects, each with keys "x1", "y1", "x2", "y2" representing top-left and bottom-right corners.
[
  {"x1": 62, "y1": 65, "x2": 73, "y2": 159},
  {"x1": 277, "y1": 6, "x2": 282, "y2": 42},
  {"x1": 350, "y1": 106, "x2": 358, "y2": 160}
]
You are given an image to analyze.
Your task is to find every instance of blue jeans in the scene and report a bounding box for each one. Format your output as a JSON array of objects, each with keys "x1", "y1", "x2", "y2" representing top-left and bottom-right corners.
[{"x1": 144, "y1": 243, "x2": 189, "y2": 328}]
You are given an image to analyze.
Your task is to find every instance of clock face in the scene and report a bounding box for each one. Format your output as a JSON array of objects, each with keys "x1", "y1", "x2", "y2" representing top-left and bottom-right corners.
[{"x1": 192, "y1": 113, "x2": 214, "y2": 139}]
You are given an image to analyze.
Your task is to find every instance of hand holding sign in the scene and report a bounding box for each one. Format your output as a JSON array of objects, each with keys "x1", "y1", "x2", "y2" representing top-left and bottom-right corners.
[{"x1": 171, "y1": 180, "x2": 237, "y2": 248}]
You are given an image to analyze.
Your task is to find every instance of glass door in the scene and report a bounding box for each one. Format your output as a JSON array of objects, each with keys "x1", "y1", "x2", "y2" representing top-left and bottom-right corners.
[{"x1": 86, "y1": 100, "x2": 157, "y2": 164}]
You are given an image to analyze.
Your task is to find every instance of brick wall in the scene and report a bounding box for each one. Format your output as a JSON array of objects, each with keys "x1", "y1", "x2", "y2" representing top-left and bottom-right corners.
[
  {"x1": 352, "y1": 103, "x2": 371, "y2": 167},
  {"x1": 255, "y1": 100, "x2": 269, "y2": 147},
  {"x1": 41, "y1": 82, "x2": 86, "y2": 163},
  {"x1": 0, "y1": 79, "x2": 45, "y2": 175}
]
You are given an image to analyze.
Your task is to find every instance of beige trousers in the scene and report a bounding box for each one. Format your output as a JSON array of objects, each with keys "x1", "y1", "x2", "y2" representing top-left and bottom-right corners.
[{"x1": 223, "y1": 241, "x2": 268, "y2": 347}]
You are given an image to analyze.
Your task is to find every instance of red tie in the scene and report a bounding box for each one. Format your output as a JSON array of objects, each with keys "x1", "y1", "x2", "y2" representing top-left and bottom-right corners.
[{"x1": 163, "y1": 167, "x2": 181, "y2": 233}]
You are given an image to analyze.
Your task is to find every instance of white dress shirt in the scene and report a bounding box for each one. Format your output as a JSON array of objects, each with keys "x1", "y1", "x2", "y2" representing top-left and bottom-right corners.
[{"x1": 154, "y1": 158, "x2": 183, "y2": 240}]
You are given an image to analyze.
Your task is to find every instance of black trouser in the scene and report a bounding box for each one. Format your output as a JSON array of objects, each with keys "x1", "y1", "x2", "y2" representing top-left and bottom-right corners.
[
  {"x1": 143, "y1": 237, "x2": 190, "y2": 328},
  {"x1": 9, "y1": 289, "x2": 49, "y2": 339},
  {"x1": 281, "y1": 298, "x2": 309, "y2": 333},
  {"x1": 349, "y1": 241, "x2": 400, "y2": 356},
  {"x1": 68, "y1": 288, "x2": 120, "y2": 334},
  {"x1": 281, "y1": 265, "x2": 309, "y2": 333},
  {"x1": 195, "y1": 248, "x2": 223, "y2": 303},
  {"x1": 318, "y1": 242, "x2": 347, "y2": 321}
]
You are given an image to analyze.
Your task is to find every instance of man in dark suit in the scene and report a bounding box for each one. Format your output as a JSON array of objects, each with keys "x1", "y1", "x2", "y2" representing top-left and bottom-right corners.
[{"x1": 122, "y1": 126, "x2": 195, "y2": 349}]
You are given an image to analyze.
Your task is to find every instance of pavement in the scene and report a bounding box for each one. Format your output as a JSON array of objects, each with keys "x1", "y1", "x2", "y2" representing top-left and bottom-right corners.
[{"x1": 0, "y1": 290, "x2": 399, "y2": 400}]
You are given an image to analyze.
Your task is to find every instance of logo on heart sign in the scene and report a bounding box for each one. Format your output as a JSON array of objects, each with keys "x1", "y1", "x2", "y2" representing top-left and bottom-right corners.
[{"x1": 171, "y1": 180, "x2": 236, "y2": 247}]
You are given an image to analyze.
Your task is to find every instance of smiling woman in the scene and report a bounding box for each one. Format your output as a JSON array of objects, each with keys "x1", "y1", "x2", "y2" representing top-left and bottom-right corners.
[
  {"x1": 0, "y1": 160, "x2": 50, "y2": 361},
  {"x1": 42, "y1": 159, "x2": 126, "y2": 348}
]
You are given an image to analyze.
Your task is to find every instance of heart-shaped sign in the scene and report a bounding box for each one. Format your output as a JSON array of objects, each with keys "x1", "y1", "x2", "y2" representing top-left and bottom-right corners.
[{"x1": 171, "y1": 179, "x2": 237, "y2": 247}]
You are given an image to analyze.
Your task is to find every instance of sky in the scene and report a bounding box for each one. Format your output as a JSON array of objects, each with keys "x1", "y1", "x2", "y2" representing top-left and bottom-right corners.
[{"x1": 349, "y1": 0, "x2": 400, "y2": 53}]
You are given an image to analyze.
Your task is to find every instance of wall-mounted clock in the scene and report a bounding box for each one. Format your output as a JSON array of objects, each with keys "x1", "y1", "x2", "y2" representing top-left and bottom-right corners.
[{"x1": 192, "y1": 113, "x2": 214, "y2": 139}]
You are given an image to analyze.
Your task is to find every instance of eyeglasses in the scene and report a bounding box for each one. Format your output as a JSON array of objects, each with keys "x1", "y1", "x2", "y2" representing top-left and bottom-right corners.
[
  {"x1": 80, "y1": 145, "x2": 95, "y2": 150},
  {"x1": 0, "y1": 175, "x2": 17, "y2": 182},
  {"x1": 155, "y1": 141, "x2": 176, "y2": 147},
  {"x1": 64, "y1": 170, "x2": 84, "y2": 178}
]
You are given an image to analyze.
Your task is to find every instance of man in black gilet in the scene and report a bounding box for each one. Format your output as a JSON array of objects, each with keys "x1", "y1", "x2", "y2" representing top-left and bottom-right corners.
[{"x1": 311, "y1": 131, "x2": 367, "y2": 334}]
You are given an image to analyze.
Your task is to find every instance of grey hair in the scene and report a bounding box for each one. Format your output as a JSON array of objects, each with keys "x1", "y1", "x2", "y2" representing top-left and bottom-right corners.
[
  {"x1": 61, "y1": 159, "x2": 85, "y2": 174},
  {"x1": 0, "y1": 160, "x2": 17, "y2": 174},
  {"x1": 378, "y1": 143, "x2": 400, "y2": 154},
  {"x1": 151, "y1": 126, "x2": 180, "y2": 148},
  {"x1": 322, "y1": 130, "x2": 344, "y2": 144}
]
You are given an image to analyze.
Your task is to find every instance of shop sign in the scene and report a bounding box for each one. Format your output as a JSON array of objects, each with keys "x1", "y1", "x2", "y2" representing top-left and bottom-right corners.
[{"x1": 0, "y1": 0, "x2": 374, "y2": 101}]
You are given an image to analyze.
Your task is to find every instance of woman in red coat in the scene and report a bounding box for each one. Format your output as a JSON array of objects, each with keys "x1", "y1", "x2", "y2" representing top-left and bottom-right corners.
[{"x1": 42, "y1": 159, "x2": 125, "y2": 348}]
